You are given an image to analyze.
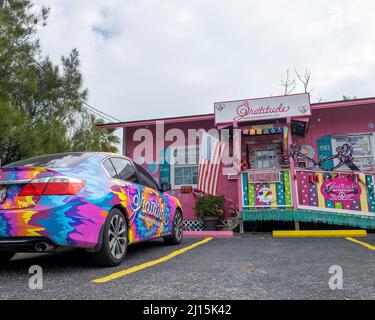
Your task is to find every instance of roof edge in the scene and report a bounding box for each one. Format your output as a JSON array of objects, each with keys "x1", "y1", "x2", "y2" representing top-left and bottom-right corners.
[{"x1": 97, "y1": 96, "x2": 375, "y2": 129}]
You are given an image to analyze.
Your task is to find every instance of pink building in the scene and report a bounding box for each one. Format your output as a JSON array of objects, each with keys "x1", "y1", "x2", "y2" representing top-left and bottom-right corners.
[{"x1": 99, "y1": 95, "x2": 375, "y2": 230}]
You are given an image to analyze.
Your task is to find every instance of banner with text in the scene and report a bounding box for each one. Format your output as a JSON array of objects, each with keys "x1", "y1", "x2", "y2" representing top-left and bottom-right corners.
[{"x1": 214, "y1": 93, "x2": 311, "y2": 124}]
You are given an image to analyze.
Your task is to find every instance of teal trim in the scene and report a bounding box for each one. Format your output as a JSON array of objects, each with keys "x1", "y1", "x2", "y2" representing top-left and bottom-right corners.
[
  {"x1": 276, "y1": 171, "x2": 285, "y2": 205},
  {"x1": 242, "y1": 209, "x2": 375, "y2": 229},
  {"x1": 242, "y1": 172, "x2": 249, "y2": 206},
  {"x1": 317, "y1": 135, "x2": 334, "y2": 170},
  {"x1": 366, "y1": 175, "x2": 375, "y2": 213},
  {"x1": 159, "y1": 147, "x2": 171, "y2": 185}
]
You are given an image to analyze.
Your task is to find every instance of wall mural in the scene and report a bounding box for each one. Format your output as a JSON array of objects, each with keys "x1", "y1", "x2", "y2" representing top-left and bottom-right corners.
[
  {"x1": 290, "y1": 143, "x2": 360, "y2": 171},
  {"x1": 290, "y1": 142, "x2": 375, "y2": 211}
]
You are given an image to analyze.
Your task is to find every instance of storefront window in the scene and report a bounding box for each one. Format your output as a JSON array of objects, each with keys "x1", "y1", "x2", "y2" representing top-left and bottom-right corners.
[
  {"x1": 248, "y1": 143, "x2": 282, "y2": 169},
  {"x1": 170, "y1": 146, "x2": 199, "y2": 188},
  {"x1": 333, "y1": 133, "x2": 374, "y2": 171}
]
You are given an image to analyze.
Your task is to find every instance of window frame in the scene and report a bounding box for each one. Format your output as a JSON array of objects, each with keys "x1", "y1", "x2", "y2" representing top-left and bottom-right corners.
[
  {"x1": 102, "y1": 158, "x2": 118, "y2": 178},
  {"x1": 331, "y1": 132, "x2": 375, "y2": 171},
  {"x1": 170, "y1": 145, "x2": 199, "y2": 190},
  {"x1": 102, "y1": 156, "x2": 139, "y2": 184},
  {"x1": 134, "y1": 163, "x2": 160, "y2": 191}
]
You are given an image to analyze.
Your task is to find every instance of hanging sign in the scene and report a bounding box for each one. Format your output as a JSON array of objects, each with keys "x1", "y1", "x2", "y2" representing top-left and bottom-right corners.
[
  {"x1": 214, "y1": 93, "x2": 310, "y2": 124},
  {"x1": 321, "y1": 177, "x2": 362, "y2": 203},
  {"x1": 248, "y1": 171, "x2": 280, "y2": 183}
]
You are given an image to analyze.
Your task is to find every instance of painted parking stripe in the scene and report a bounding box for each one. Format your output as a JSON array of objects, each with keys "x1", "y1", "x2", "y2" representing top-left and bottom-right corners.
[
  {"x1": 346, "y1": 237, "x2": 375, "y2": 251},
  {"x1": 92, "y1": 237, "x2": 213, "y2": 284}
]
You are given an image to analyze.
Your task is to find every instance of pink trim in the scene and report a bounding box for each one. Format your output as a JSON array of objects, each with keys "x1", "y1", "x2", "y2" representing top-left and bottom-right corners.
[
  {"x1": 183, "y1": 230, "x2": 234, "y2": 238},
  {"x1": 97, "y1": 114, "x2": 215, "y2": 129},
  {"x1": 96, "y1": 97, "x2": 375, "y2": 129},
  {"x1": 312, "y1": 98, "x2": 375, "y2": 110},
  {"x1": 217, "y1": 123, "x2": 232, "y2": 130},
  {"x1": 286, "y1": 121, "x2": 299, "y2": 210}
]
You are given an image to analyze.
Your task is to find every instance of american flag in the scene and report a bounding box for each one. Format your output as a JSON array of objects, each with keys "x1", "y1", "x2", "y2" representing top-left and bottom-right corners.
[{"x1": 197, "y1": 132, "x2": 226, "y2": 195}]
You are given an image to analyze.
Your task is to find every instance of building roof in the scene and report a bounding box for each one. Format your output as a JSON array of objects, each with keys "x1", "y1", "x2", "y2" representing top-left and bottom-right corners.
[{"x1": 97, "y1": 96, "x2": 375, "y2": 129}]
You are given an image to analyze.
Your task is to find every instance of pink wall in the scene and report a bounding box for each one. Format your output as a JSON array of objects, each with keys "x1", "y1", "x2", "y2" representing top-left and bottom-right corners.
[
  {"x1": 123, "y1": 103, "x2": 375, "y2": 220},
  {"x1": 293, "y1": 104, "x2": 375, "y2": 162},
  {"x1": 124, "y1": 119, "x2": 238, "y2": 220}
]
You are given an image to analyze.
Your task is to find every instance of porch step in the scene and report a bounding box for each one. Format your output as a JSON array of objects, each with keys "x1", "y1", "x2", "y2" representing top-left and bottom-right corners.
[{"x1": 242, "y1": 209, "x2": 375, "y2": 230}]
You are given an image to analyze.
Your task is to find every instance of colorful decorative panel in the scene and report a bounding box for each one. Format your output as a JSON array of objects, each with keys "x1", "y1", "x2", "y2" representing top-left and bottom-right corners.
[
  {"x1": 242, "y1": 169, "x2": 293, "y2": 208},
  {"x1": 296, "y1": 170, "x2": 375, "y2": 214}
]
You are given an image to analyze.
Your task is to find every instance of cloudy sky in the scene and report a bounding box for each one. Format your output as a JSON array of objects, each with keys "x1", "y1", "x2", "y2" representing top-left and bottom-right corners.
[{"x1": 32, "y1": 0, "x2": 375, "y2": 123}]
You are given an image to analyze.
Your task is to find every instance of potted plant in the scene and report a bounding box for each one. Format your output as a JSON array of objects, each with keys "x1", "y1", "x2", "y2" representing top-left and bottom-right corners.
[{"x1": 194, "y1": 195, "x2": 224, "y2": 231}]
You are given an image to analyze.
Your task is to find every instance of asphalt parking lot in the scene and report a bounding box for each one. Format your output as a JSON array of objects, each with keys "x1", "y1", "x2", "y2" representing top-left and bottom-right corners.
[{"x1": 0, "y1": 233, "x2": 375, "y2": 300}]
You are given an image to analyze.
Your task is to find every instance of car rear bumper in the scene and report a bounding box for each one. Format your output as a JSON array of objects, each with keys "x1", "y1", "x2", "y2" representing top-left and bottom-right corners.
[
  {"x1": 0, "y1": 198, "x2": 109, "y2": 249},
  {"x1": 0, "y1": 237, "x2": 55, "y2": 253}
]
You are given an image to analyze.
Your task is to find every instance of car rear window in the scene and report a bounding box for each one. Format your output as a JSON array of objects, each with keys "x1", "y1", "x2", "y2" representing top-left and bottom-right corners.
[{"x1": 4, "y1": 153, "x2": 93, "y2": 169}]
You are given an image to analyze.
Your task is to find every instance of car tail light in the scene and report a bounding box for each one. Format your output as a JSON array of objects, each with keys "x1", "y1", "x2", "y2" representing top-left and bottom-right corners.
[{"x1": 19, "y1": 177, "x2": 85, "y2": 196}]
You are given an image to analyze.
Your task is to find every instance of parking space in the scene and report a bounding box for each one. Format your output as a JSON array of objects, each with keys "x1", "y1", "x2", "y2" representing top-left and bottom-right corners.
[{"x1": 0, "y1": 233, "x2": 375, "y2": 299}]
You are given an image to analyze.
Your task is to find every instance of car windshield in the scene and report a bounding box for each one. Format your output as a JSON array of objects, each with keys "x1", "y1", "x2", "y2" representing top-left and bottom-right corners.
[{"x1": 4, "y1": 153, "x2": 92, "y2": 169}]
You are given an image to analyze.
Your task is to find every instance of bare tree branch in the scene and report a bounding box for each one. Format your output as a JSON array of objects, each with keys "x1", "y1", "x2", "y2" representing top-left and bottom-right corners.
[
  {"x1": 295, "y1": 68, "x2": 313, "y2": 93},
  {"x1": 280, "y1": 69, "x2": 296, "y2": 95}
]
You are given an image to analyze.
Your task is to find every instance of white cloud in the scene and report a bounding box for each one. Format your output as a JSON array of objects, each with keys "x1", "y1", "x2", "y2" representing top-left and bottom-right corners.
[{"x1": 33, "y1": 0, "x2": 375, "y2": 122}]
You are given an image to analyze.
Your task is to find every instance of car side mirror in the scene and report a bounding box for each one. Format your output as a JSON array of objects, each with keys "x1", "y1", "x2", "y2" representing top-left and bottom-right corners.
[{"x1": 161, "y1": 183, "x2": 172, "y2": 193}]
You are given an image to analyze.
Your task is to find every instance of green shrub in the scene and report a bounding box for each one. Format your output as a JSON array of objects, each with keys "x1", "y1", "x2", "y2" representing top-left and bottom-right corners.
[{"x1": 194, "y1": 195, "x2": 224, "y2": 218}]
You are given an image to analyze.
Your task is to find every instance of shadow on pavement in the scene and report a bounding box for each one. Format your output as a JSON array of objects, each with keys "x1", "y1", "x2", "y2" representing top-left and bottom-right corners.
[{"x1": 1, "y1": 239, "x2": 169, "y2": 272}]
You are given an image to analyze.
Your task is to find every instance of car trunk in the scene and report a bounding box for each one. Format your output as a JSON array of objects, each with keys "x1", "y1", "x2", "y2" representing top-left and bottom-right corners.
[{"x1": 0, "y1": 167, "x2": 56, "y2": 210}]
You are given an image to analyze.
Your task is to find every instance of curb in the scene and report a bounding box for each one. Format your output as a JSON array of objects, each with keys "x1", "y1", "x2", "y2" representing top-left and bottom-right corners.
[
  {"x1": 272, "y1": 230, "x2": 367, "y2": 238},
  {"x1": 183, "y1": 231, "x2": 234, "y2": 238}
]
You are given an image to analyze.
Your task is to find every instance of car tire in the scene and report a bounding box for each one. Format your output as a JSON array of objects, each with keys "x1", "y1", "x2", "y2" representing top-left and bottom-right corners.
[
  {"x1": 163, "y1": 209, "x2": 183, "y2": 245},
  {"x1": 0, "y1": 252, "x2": 16, "y2": 264},
  {"x1": 91, "y1": 208, "x2": 128, "y2": 267}
]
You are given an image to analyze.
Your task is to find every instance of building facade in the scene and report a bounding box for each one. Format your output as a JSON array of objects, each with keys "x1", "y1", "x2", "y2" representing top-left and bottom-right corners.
[{"x1": 99, "y1": 95, "x2": 375, "y2": 230}]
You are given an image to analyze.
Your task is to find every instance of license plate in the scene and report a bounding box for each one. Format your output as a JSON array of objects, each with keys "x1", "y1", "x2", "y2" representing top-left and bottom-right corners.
[{"x1": 0, "y1": 186, "x2": 7, "y2": 204}]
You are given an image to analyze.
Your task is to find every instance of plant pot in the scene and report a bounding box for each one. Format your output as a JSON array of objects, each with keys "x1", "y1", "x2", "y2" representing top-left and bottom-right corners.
[{"x1": 202, "y1": 217, "x2": 220, "y2": 231}]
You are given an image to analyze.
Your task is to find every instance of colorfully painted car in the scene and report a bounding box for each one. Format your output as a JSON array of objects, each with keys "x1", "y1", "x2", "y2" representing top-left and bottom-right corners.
[{"x1": 0, "y1": 152, "x2": 183, "y2": 267}]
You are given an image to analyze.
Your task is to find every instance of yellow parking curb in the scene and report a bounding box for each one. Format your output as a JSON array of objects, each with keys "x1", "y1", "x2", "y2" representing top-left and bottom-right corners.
[{"x1": 272, "y1": 230, "x2": 367, "y2": 238}]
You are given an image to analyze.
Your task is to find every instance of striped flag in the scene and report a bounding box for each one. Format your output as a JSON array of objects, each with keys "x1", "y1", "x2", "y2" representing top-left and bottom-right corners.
[{"x1": 197, "y1": 132, "x2": 226, "y2": 195}]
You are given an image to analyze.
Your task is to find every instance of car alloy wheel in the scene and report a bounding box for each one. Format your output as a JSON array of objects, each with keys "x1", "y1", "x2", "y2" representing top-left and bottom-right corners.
[
  {"x1": 90, "y1": 208, "x2": 128, "y2": 267},
  {"x1": 163, "y1": 209, "x2": 183, "y2": 245},
  {"x1": 108, "y1": 214, "x2": 127, "y2": 260},
  {"x1": 174, "y1": 211, "x2": 183, "y2": 242}
]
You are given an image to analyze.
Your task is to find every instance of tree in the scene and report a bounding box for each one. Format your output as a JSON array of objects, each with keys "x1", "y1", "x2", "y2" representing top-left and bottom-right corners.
[
  {"x1": 70, "y1": 116, "x2": 120, "y2": 153},
  {"x1": 0, "y1": 0, "x2": 119, "y2": 165},
  {"x1": 342, "y1": 95, "x2": 357, "y2": 101},
  {"x1": 0, "y1": 93, "x2": 26, "y2": 164},
  {"x1": 280, "y1": 69, "x2": 296, "y2": 95},
  {"x1": 295, "y1": 68, "x2": 314, "y2": 94},
  {"x1": 280, "y1": 68, "x2": 316, "y2": 96}
]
